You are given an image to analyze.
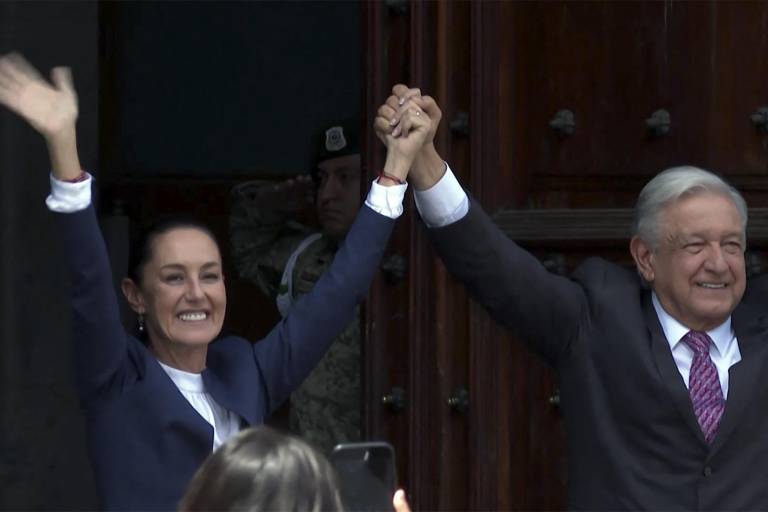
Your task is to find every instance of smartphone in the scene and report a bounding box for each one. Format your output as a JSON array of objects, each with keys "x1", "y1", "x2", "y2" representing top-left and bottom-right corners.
[{"x1": 330, "y1": 441, "x2": 397, "y2": 512}]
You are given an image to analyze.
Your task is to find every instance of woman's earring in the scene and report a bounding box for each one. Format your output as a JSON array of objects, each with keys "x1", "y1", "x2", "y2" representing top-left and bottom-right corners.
[{"x1": 138, "y1": 313, "x2": 145, "y2": 333}]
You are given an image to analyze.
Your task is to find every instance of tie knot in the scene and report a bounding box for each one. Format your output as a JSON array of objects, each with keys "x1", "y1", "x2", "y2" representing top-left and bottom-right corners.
[{"x1": 683, "y1": 331, "x2": 712, "y2": 355}]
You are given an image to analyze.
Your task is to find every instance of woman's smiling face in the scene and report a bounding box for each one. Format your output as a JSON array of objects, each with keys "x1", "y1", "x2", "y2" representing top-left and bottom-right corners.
[{"x1": 137, "y1": 227, "x2": 227, "y2": 352}]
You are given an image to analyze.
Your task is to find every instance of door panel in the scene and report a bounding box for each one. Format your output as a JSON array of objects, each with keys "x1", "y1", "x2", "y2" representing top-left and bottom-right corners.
[{"x1": 366, "y1": 1, "x2": 768, "y2": 510}]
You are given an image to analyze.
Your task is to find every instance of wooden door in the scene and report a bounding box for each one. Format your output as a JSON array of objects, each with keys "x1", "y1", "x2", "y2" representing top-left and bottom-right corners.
[
  {"x1": 364, "y1": 1, "x2": 768, "y2": 510},
  {"x1": 363, "y1": 2, "x2": 475, "y2": 510}
]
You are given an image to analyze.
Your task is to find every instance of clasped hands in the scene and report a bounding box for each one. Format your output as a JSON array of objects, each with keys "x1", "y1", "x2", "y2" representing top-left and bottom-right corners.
[{"x1": 375, "y1": 85, "x2": 446, "y2": 189}]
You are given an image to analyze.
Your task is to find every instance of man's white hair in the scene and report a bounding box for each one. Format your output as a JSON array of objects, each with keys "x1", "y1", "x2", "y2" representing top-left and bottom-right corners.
[{"x1": 633, "y1": 165, "x2": 748, "y2": 249}]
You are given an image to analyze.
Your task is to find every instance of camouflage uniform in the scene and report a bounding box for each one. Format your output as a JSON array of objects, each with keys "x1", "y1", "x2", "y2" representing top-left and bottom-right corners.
[{"x1": 229, "y1": 189, "x2": 360, "y2": 454}]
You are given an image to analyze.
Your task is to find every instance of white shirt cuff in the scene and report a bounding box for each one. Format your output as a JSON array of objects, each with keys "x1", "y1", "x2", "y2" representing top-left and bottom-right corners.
[
  {"x1": 46, "y1": 172, "x2": 93, "y2": 213},
  {"x1": 365, "y1": 178, "x2": 407, "y2": 219},
  {"x1": 413, "y1": 163, "x2": 469, "y2": 227}
]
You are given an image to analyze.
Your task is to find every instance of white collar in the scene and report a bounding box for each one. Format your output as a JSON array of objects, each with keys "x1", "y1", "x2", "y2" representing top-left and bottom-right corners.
[
  {"x1": 651, "y1": 292, "x2": 733, "y2": 356},
  {"x1": 158, "y1": 361, "x2": 205, "y2": 393}
]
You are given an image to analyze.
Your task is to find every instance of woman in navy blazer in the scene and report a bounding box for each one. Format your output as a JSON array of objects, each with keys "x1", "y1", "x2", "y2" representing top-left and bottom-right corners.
[{"x1": 0, "y1": 53, "x2": 433, "y2": 510}]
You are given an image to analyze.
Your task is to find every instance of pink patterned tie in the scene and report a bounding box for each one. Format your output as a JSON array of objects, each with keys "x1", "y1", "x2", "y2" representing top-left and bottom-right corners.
[{"x1": 682, "y1": 331, "x2": 725, "y2": 444}]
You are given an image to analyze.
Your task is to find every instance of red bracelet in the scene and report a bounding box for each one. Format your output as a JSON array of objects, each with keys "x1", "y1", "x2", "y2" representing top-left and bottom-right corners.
[
  {"x1": 62, "y1": 171, "x2": 88, "y2": 183},
  {"x1": 377, "y1": 170, "x2": 406, "y2": 185}
]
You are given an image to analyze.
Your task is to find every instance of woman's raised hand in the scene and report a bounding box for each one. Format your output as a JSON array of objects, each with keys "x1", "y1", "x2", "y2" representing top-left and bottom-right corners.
[
  {"x1": 0, "y1": 53, "x2": 82, "y2": 179},
  {"x1": 0, "y1": 53, "x2": 78, "y2": 139}
]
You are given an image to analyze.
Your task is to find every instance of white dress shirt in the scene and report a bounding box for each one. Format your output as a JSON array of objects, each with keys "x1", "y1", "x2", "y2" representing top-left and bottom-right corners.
[
  {"x1": 48, "y1": 173, "x2": 408, "y2": 219},
  {"x1": 158, "y1": 362, "x2": 241, "y2": 449},
  {"x1": 652, "y1": 293, "x2": 741, "y2": 398},
  {"x1": 413, "y1": 163, "x2": 469, "y2": 228}
]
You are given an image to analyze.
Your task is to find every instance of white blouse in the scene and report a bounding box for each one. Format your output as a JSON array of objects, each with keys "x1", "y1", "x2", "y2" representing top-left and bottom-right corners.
[{"x1": 158, "y1": 362, "x2": 242, "y2": 450}]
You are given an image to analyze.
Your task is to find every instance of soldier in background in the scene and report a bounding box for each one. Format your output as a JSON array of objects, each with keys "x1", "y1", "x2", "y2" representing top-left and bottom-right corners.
[{"x1": 230, "y1": 123, "x2": 362, "y2": 453}]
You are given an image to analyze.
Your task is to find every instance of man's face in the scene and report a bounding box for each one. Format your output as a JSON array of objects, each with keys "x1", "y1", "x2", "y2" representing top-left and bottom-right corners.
[
  {"x1": 634, "y1": 192, "x2": 746, "y2": 331},
  {"x1": 316, "y1": 153, "x2": 361, "y2": 241}
]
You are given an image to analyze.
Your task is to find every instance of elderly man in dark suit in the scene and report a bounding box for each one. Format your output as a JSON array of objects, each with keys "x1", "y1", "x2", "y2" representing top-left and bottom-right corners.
[{"x1": 376, "y1": 85, "x2": 768, "y2": 510}]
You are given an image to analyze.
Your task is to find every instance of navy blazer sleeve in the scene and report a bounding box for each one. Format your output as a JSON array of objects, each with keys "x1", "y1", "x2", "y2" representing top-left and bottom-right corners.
[
  {"x1": 426, "y1": 197, "x2": 589, "y2": 365},
  {"x1": 251, "y1": 205, "x2": 395, "y2": 413},
  {"x1": 55, "y1": 205, "x2": 138, "y2": 402}
]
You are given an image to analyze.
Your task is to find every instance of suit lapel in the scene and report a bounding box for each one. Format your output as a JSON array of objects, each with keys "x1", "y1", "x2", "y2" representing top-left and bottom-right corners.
[
  {"x1": 707, "y1": 300, "x2": 768, "y2": 458},
  {"x1": 150, "y1": 355, "x2": 215, "y2": 450},
  {"x1": 643, "y1": 293, "x2": 707, "y2": 444},
  {"x1": 202, "y1": 348, "x2": 259, "y2": 427}
]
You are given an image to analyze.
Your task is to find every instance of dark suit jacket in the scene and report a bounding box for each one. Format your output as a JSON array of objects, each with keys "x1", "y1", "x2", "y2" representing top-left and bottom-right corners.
[
  {"x1": 427, "y1": 199, "x2": 768, "y2": 510},
  {"x1": 56, "y1": 204, "x2": 394, "y2": 511}
]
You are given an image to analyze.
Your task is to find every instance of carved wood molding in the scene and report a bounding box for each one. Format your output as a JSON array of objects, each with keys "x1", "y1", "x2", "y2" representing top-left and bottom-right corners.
[
  {"x1": 529, "y1": 174, "x2": 768, "y2": 193},
  {"x1": 492, "y1": 208, "x2": 768, "y2": 241}
]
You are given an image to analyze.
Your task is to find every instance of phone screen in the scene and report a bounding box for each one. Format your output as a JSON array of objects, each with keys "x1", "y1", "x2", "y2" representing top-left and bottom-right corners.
[{"x1": 330, "y1": 442, "x2": 396, "y2": 512}]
